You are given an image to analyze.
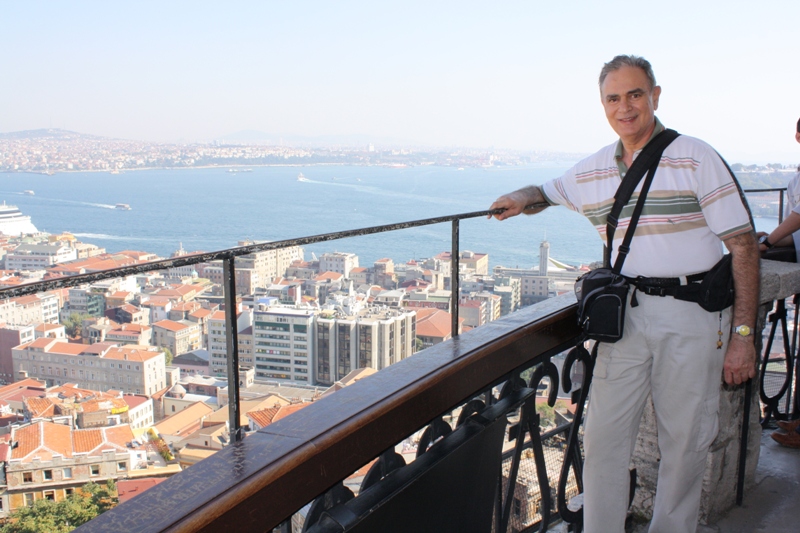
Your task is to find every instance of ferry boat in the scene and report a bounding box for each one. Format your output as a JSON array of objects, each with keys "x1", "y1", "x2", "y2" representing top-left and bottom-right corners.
[
  {"x1": 23, "y1": 190, "x2": 35, "y2": 196},
  {"x1": 297, "y1": 173, "x2": 310, "y2": 182},
  {"x1": 115, "y1": 203, "x2": 132, "y2": 211},
  {"x1": 0, "y1": 202, "x2": 38, "y2": 235}
]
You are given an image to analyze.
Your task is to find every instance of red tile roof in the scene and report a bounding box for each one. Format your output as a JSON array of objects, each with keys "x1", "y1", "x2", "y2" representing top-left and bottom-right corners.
[{"x1": 117, "y1": 478, "x2": 167, "y2": 503}]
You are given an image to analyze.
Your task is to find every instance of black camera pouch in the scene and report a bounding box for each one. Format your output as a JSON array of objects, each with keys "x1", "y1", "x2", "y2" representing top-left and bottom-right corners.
[
  {"x1": 673, "y1": 254, "x2": 734, "y2": 312},
  {"x1": 575, "y1": 268, "x2": 630, "y2": 342}
]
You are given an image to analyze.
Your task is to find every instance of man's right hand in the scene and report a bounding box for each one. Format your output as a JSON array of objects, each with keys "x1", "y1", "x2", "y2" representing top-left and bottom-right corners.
[{"x1": 488, "y1": 186, "x2": 547, "y2": 220}]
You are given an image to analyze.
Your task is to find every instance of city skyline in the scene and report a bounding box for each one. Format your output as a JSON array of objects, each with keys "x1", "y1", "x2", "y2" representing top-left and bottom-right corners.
[{"x1": 1, "y1": 2, "x2": 799, "y2": 163}]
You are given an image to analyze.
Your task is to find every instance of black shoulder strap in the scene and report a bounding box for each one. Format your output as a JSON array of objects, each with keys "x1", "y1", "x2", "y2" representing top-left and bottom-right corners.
[{"x1": 604, "y1": 128, "x2": 680, "y2": 268}]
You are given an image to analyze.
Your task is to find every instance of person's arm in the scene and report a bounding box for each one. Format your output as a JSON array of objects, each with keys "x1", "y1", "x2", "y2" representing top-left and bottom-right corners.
[
  {"x1": 722, "y1": 231, "x2": 760, "y2": 385},
  {"x1": 489, "y1": 185, "x2": 549, "y2": 220},
  {"x1": 762, "y1": 211, "x2": 800, "y2": 250}
]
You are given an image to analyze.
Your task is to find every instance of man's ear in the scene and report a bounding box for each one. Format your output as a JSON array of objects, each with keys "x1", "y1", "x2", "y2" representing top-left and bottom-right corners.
[{"x1": 652, "y1": 85, "x2": 661, "y2": 110}]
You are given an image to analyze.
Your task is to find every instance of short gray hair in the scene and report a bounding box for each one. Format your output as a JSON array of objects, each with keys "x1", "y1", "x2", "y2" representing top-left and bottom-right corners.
[{"x1": 599, "y1": 55, "x2": 657, "y2": 90}]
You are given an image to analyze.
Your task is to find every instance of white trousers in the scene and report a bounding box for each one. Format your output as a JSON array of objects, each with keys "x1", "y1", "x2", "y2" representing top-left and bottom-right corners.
[{"x1": 582, "y1": 290, "x2": 730, "y2": 533}]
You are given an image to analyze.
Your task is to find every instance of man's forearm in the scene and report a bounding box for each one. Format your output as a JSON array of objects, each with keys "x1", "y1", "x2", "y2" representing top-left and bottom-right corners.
[
  {"x1": 516, "y1": 186, "x2": 549, "y2": 214},
  {"x1": 722, "y1": 231, "x2": 759, "y2": 385},
  {"x1": 726, "y1": 231, "x2": 760, "y2": 329}
]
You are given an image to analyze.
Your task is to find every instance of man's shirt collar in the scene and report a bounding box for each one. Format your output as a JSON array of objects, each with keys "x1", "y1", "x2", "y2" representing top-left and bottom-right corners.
[{"x1": 615, "y1": 117, "x2": 665, "y2": 177}]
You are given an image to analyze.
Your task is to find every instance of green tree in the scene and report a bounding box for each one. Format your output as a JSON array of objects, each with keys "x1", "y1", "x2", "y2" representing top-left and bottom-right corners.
[
  {"x1": 161, "y1": 347, "x2": 173, "y2": 366},
  {"x1": 0, "y1": 481, "x2": 118, "y2": 533},
  {"x1": 62, "y1": 313, "x2": 91, "y2": 338}
]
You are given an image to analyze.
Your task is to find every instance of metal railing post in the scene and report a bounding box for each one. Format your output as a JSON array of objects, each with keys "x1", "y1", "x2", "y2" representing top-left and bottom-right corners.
[
  {"x1": 451, "y1": 219, "x2": 460, "y2": 338},
  {"x1": 223, "y1": 257, "x2": 243, "y2": 442}
]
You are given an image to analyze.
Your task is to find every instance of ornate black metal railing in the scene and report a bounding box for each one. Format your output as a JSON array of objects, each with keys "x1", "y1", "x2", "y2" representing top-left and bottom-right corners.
[{"x1": 748, "y1": 187, "x2": 800, "y2": 425}]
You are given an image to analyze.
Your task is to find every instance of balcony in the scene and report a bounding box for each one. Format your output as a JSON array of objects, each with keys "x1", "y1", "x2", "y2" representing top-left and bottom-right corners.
[{"x1": 0, "y1": 202, "x2": 797, "y2": 532}]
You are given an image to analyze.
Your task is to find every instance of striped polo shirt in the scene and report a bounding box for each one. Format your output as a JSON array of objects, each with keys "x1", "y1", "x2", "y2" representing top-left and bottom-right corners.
[{"x1": 541, "y1": 123, "x2": 752, "y2": 278}]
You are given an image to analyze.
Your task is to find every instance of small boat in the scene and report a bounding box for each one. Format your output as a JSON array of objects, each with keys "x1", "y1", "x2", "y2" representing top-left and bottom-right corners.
[
  {"x1": 227, "y1": 168, "x2": 238, "y2": 173},
  {"x1": 110, "y1": 168, "x2": 120, "y2": 175},
  {"x1": 23, "y1": 190, "x2": 34, "y2": 196},
  {"x1": 297, "y1": 173, "x2": 309, "y2": 182},
  {"x1": 115, "y1": 203, "x2": 132, "y2": 211}
]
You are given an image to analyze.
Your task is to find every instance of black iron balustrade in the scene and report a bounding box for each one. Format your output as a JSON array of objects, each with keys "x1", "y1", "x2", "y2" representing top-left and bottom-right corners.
[{"x1": 747, "y1": 187, "x2": 800, "y2": 426}]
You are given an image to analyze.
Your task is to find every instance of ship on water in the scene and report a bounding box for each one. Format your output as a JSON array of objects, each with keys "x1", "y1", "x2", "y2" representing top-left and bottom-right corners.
[
  {"x1": 0, "y1": 202, "x2": 38, "y2": 236},
  {"x1": 115, "y1": 203, "x2": 132, "y2": 211},
  {"x1": 297, "y1": 172, "x2": 310, "y2": 182}
]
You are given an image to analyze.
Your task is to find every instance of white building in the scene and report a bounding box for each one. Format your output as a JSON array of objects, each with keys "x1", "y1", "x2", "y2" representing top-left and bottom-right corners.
[
  {"x1": 252, "y1": 307, "x2": 315, "y2": 383},
  {"x1": 12, "y1": 341, "x2": 167, "y2": 396},
  {"x1": 5, "y1": 243, "x2": 77, "y2": 271},
  {"x1": 320, "y1": 252, "x2": 359, "y2": 279}
]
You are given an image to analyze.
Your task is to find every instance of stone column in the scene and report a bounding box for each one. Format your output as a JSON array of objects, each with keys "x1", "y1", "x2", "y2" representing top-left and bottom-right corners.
[{"x1": 628, "y1": 259, "x2": 800, "y2": 524}]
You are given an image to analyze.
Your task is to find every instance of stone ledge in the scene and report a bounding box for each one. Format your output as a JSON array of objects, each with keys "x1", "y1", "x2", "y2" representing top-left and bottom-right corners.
[{"x1": 630, "y1": 257, "x2": 800, "y2": 526}]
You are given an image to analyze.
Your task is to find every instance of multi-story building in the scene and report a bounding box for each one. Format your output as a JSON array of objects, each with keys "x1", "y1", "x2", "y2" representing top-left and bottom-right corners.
[
  {"x1": 4, "y1": 421, "x2": 146, "y2": 515},
  {"x1": 207, "y1": 310, "x2": 253, "y2": 377},
  {"x1": 60, "y1": 287, "x2": 106, "y2": 321},
  {"x1": 0, "y1": 293, "x2": 60, "y2": 325},
  {"x1": 235, "y1": 241, "x2": 304, "y2": 290},
  {"x1": 0, "y1": 325, "x2": 35, "y2": 383},
  {"x1": 151, "y1": 319, "x2": 202, "y2": 357},
  {"x1": 252, "y1": 307, "x2": 315, "y2": 383},
  {"x1": 12, "y1": 340, "x2": 167, "y2": 396},
  {"x1": 123, "y1": 394, "x2": 155, "y2": 430},
  {"x1": 320, "y1": 252, "x2": 359, "y2": 279},
  {"x1": 315, "y1": 307, "x2": 415, "y2": 386},
  {"x1": 105, "y1": 323, "x2": 152, "y2": 346},
  {"x1": 493, "y1": 276, "x2": 522, "y2": 316},
  {"x1": 4, "y1": 242, "x2": 77, "y2": 271}
]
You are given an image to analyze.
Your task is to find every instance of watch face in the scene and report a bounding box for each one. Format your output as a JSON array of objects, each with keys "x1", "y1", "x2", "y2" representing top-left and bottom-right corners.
[
  {"x1": 737, "y1": 325, "x2": 751, "y2": 336},
  {"x1": 759, "y1": 235, "x2": 768, "y2": 244}
]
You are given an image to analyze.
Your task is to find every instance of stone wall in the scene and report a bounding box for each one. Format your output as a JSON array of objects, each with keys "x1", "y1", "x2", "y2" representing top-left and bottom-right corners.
[{"x1": 629, "y1": 258, "x2": 799, "y2": 524}]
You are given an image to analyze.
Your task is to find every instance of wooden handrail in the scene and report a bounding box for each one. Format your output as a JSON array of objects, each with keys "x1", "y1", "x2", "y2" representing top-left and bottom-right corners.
[{"x1": 76, "y1": 295, "x2": 580, "y2": 533}]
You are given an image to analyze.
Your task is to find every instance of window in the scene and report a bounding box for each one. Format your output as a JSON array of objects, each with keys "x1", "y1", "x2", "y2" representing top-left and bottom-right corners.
[
  {"x1": 43, "y1": 469, "x2": 53, "y2": 481},
  {"x1": 90, "y1": 465, "x2": 100, "y2": 476},
  {"x1": 24, "y1": 493, "x2": 34, "y2": 506},
  {"x1": 63, "y1": 467, "x2": 72, "y2": 479},
  {"x1": 65, "y1": 488, "x2": 74, "y2": 496},
  {"x1": 44, "y1": 491, "x2": 55, "y2": 501},
  {"x1": 23, "y1": 472, "x2": 33, "y2": 483},
  {"x1": 117, "y1": 462, "x2": 127, "y2": 471}
]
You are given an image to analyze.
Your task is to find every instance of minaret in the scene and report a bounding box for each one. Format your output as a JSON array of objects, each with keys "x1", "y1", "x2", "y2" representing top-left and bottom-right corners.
[{"x1": 539, "y1": 239, "x2": 550, "y2": 276}]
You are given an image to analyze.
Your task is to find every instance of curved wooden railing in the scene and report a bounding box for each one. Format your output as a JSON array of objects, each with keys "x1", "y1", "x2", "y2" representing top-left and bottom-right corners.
[{"x1": 76, "y1": 295, "x2": 582, "y2": 532}]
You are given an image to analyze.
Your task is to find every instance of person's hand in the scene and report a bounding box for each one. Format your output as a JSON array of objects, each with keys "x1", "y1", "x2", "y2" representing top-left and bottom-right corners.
[
  {"x1": 723, "y1": 336, "x2": 757, "y2": 385},
  {"x1": 489, "y1": 191, "x2": 530, "y2": 220}
]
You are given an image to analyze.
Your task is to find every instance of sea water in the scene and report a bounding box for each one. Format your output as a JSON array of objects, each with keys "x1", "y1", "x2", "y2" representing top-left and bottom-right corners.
[{"x1": 0, "y1": 166, "x2": 779, "y2": 270}]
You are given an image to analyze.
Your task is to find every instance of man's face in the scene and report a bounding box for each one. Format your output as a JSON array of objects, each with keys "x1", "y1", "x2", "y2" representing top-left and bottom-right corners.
[
  {"x1": 795, "y1": 130, "x2": 800, "y2": 144},
  {"x1": 600, "y1": 65, "x2": 661, "y2": 147}
]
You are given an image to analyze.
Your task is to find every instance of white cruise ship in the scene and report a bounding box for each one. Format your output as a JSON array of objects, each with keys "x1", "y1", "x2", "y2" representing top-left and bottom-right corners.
[{"x1": 0, "y1": 202, "x2": 38, "y2": 236}]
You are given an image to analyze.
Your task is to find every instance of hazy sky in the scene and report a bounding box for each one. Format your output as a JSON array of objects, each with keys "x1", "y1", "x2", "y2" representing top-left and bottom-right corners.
[{"x1": 2, "y1": 1, "x2": 799, "y2": 163}]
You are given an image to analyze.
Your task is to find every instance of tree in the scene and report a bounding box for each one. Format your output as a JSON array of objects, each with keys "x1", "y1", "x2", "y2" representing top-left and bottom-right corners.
[
  {"x1": 63, "y1": 313, "x2": 91, "y2": 338},
  {"x1": 0, "y1": 481, "x2": 118, "y2": 533},
  {"x1": 162, "y1": 347, "x2": 173, "y2": 366}
]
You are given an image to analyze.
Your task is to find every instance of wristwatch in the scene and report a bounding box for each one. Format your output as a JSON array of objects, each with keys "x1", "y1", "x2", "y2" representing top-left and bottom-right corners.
[
  {"x1": 758, "y1": 235, "x2": 774, "y2": 248},
  {"x1": 733, "y1": 325, "x2": 752, "y2": 337}
]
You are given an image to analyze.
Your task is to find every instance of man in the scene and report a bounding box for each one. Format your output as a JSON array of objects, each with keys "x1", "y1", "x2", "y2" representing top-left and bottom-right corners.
[{"x1": 490, "y1": 55, "x2": 759, "y2": 532}]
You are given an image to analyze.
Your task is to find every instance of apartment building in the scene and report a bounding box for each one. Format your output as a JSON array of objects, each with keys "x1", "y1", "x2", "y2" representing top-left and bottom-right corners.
[
  {"x1": 4, "y1": 421, "x2": 145, "y2": 515},
  {"x1": 4, "y1": 242, "x2": 77, "y2": 271},
  {"x1": 319, "y1": 252, "x2": 359, "y2": 279},
  {"x1": 12, "y1": 340, "x2": 167, "y2": 396},
  {"x1": 151, "y1": 319, "x2": 202, "y2": 357},
  {"x1": 252, "y1": 307, "x2": 315, "y2": 383},
  {"x1": 207, "y1": 310, "x2": 254, "y2": 377},
  {"x1": 0, "y1": 292, "x2": 60, "y2": 325},
  {"x1": 60, "y1": 287, "x2": 106, "y2": 321},
  {"x1": 315, "y1": 307, "x2": 415, "y2": 386},
  {"x1": 0, "y1": 325, "x2": 35, "y2": 383},
  {"x1": 235, "y1": 241, "x2": 304, "y2": 289}
]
